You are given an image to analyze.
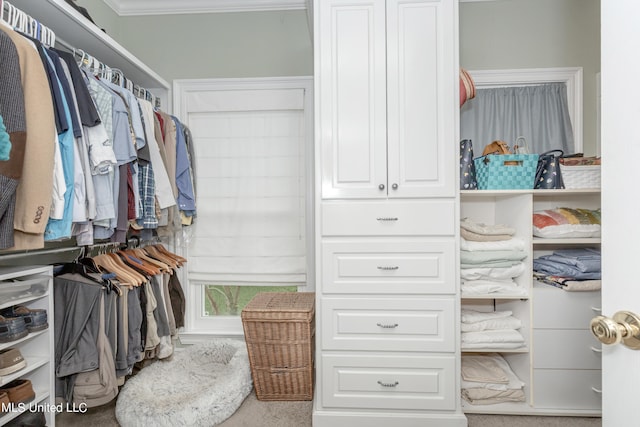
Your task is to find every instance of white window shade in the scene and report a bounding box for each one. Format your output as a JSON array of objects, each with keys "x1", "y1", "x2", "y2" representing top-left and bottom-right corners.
[{"x1": 186, "y1": 87, "x2": 307, "y2": 285}]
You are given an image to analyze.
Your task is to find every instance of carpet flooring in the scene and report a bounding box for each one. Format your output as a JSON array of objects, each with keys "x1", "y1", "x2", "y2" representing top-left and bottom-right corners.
[{"x1": 55, "y1": 392, "x2": 601, "y2": 427}]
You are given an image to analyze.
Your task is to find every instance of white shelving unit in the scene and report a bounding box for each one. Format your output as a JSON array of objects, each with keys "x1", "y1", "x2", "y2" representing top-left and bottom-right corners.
[
  {"x1": 460, "y1": 188, "x2": 602, "y2": 416},
  {"x1": 0, "y1": 266, "x2": 54, "y2": 427}
]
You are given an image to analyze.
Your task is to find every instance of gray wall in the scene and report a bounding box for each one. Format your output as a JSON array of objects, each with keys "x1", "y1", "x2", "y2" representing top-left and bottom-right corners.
[
  {"x1": 460, "y1": 0, "x2": 600, "y2": 155},
  {"x1": 82, "y1": 0, "x2": 600, "y2": 154}
]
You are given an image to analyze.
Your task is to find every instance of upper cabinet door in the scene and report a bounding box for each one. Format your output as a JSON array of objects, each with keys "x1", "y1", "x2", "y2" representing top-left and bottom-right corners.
[
  {"x1": 386, "y1": 0, "x2": 456, "y2": 198},
  {"x1": 316, "y1": 0, "x2": 456, "y2": 200},
  {"x1": 317, "y1": 0, "x2": 388, "y2": 199}
]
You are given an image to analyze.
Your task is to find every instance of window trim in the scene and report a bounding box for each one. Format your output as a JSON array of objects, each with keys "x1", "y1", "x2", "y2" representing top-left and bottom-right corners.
[
  {"x1": 468, "y1": 67, "x2": 583, "y2": 153},
  {"x1": 173, "y1": 76, "x2": 315, "y2": 339}
]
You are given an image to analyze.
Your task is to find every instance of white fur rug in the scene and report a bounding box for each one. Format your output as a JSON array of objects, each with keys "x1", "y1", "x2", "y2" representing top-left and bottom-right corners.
[{"x1": 115, "y1": 339, "x2": 253, "y2": 427}]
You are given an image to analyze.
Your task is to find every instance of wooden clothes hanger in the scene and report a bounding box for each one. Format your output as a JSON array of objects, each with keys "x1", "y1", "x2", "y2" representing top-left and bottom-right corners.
[
  {"x1": 120, "y1": 250, "x2": 163, "y2": 276},
  {"x1": 128, "y1": 248, "x2": 171, "y2": 273},
  {"x1": 153, "y1": 244, "x2": 187, "y2": 265},
  {"x1": 143, "y1": 245, "x2": 180, "y2": 269},
  {"x1": 93, "y1": 253, "x2": 141, "y2": 287}
]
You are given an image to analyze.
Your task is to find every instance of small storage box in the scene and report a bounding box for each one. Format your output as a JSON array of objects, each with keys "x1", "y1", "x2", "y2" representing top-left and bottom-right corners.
[
  {"x1": 474, "y1": 154, "x2": 539, "y2": 190},
  {"x1": 241, "y1": 292, "x2": 315, "y2": 401},
  {"x1": 560, "y1": 164, "x2": 601, "y2": 189}
]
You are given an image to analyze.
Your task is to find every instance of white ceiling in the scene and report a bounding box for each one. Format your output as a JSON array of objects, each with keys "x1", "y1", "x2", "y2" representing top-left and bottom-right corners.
[{"x1": 102, "y1": 0, "x2": 307, "y2": 16}]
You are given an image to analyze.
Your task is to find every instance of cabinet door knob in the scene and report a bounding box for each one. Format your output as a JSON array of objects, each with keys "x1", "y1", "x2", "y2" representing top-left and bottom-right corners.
[
  {"x1": 391, "y1": 183, "x2": 398, "y2": 190},
  {"x1": 591, "y1": 310, "x2": 640, "y2": 349},
  {"x1": 378, "y1": 184, "x2": 385, "y2": 190}
]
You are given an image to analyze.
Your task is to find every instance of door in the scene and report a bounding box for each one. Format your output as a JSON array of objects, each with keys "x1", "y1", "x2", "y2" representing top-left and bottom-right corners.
[
  {"x1": 599, "y1": 2, "x2": 640, "y2": 426},
  {"x1": 386, "y1": 0, "x2": 456, "y2": 198},
  {"x1": 317, "y1": 0, "x2": 387, "y2": 199}
]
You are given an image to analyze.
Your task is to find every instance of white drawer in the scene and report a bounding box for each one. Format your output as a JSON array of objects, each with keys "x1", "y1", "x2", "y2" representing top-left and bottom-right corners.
[
  {"x1": 533, "y1": 285, "x2": 601, "y2": 329},
  {"x1": 533, "y1": 369, "x2": 601, "y2": 410},
  {"x1": 321, "y1": 297, "x2": 455, "y2": 352},
  {"x1": 533, "y1": 329, "x2": 601, "y2": 370},
  {"x1": 322, "y1": 240, "x2": 455, "y2": 294},
  {"x1": 321, "y1": 353, "x2": 457, "y2": 410},
  {"x1": 321, "y1": 201, "x2": 456, "y2": 236}
]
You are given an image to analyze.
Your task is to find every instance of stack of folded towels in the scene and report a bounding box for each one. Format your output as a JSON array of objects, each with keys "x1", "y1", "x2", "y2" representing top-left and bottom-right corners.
[
  {"x1": 460, "y1": 218, "x2": 528, "y2": 297},
  {"x1": 533, "y1": 248, "x2": 601, "y2": 291},
  {"x1": 461, "y1": 353, "x2": 525, "y2": 405},
  {"x1": 461, "y1": 309, "x2": 525, "y2": 350}
]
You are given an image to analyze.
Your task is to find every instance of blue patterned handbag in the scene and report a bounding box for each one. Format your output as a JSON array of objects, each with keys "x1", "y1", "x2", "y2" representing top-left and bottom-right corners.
[
  {"x1": 460, "y1": 139, "x2": 478, "y2": 190},
  {"x1": 534, "y1": 150, "x2": 565, "y2": 189}
]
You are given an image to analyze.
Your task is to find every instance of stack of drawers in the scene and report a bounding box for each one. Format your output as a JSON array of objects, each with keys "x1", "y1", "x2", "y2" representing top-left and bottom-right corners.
[
  {"x1": 532, "y1": 285, "x2": 602, "y2": 411},
  {"x1": 317, "y1": 200, "x2": 459, "y2": 413}
]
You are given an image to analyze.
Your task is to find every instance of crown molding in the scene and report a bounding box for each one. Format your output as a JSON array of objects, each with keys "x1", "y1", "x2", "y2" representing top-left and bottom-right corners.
[{"x1": 102, "y1": 0, "x2": 307, "y2": 16}]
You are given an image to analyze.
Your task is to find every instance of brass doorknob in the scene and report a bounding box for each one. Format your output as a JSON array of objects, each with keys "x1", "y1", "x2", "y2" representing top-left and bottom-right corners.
[{"x1": 590, "y1": 311, "x2": 640, "y2": 350}]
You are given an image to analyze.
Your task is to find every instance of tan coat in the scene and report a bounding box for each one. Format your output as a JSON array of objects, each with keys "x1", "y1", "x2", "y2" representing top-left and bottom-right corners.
[{"x1": 0, "y1": 26, "x2": 56, "y2": 250}]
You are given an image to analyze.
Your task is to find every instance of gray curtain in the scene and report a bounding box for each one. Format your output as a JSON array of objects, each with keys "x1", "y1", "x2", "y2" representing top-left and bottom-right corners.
[{"x1": 460, "y1": 82, "x2": 575, "y2": 157}]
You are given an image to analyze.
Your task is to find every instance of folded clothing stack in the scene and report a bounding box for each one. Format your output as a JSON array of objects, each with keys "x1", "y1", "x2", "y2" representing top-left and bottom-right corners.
[
  {"x1": 460, "y1": 218, "x2": 527, "y2": 296},
  {"x1": 461, "y1": 353, "x2": 525, "y2": 405},
  {"x1": 461, "y1": 309, "x2": 525, "y2": 350},
  {"x1": 533, "y1": 208, "x2": 601, "y2": 239},
  {"x1": 533, "y1": 248, "x2": 601, "y2": 291}
]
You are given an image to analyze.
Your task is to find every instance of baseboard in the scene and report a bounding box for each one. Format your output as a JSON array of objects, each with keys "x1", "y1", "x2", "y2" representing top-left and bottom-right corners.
[{"x1": 312, "y1": 410, "x2": 468, "y2": 427}]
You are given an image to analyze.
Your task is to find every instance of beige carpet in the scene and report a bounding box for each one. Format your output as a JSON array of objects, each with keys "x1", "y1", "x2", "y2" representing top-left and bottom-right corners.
[{"x1": 56, "y1": 391, "x2": 601, "y2": 427}]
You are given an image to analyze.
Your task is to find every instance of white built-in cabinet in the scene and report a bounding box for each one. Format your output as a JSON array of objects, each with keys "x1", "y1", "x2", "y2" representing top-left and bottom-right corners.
[
  {"x1": 460, "y1": 189, "x2": 602, "y2": 416},
  {"x1": 313, "y1": 0, "x2": 465, "y2": 425},
  {"x1": 0, "y1": 266, "x2": 54, "y2": 427}
]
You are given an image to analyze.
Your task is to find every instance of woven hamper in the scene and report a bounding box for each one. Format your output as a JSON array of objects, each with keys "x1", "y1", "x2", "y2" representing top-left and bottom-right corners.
[{"x1": 241, "y1": 292, "x2": 315, "y2": 401}]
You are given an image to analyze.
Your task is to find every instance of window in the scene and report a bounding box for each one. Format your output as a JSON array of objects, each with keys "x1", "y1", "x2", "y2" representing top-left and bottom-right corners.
[
  {"x1": 460, "y1": 67, "x2": 583, "y2": 156},
  {"x1": 174, "y1": 77, "x2": 314, "y2": 337}
]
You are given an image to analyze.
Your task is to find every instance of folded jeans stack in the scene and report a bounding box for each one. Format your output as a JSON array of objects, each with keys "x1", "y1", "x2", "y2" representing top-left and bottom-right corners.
[{"x1": 533, "y1": 248, "x2": 601, "y2": 291}]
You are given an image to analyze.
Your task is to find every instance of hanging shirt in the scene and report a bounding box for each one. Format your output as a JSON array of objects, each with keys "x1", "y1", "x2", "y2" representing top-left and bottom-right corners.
[
  {"x1": 172, "y1": 117, "x2": 196, "y2": 215},
  {"x1": 138, "y1": 100, "x2": 175, "y2": 210},
  {"x1": 43, "y1": 49, "x2": 75, "y2": 242}
]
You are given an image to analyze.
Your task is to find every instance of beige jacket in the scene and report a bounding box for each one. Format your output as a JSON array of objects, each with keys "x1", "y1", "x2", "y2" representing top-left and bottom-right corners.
[{"x1": 0, "y1": 26, "x2": 56, "y2": 250}]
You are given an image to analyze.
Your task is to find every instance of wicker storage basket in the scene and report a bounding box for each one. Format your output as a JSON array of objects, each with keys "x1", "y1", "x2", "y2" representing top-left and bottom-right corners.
[
  {"x1": 241, "y1": 292, "x2": 315, "y2": 401},
  {"x1": 560, "y1": 164, "x2": 601, "y2": 189}
]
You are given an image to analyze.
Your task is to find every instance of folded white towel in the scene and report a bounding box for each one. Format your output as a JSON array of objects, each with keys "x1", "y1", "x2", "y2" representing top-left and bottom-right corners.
[
  {"x1": 461, "y1": 309, "x2": 513, "y2": 324},
  {"x1": 461, "y1": 329, "x2": 525, "y2": 344},
  {"x1": 461, "y1": 316, "x2": 522, "y2": 332},
  {"x1": 460, "y1": 237, "x2": 526, "y2": 252},
  {"x1": 460, "y1": 263, "x2": 526, "y2": 281},
  {"x1": 461, "y1": 218, "x2": 516, "y2": 236}
]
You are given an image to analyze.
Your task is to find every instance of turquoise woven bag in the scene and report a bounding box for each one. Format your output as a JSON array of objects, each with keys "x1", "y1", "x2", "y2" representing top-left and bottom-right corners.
[{"x1": 474, "y1": 154, "x2": 539, "y2": 190}]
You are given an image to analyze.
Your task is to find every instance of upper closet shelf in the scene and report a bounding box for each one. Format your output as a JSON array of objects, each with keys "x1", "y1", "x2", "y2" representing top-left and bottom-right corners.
[{"x1": 8, "y1": 0, "x2": 169, "y2": 90}]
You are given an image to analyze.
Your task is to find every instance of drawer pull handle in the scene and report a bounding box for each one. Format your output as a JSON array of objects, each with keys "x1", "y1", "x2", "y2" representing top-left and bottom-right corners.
[
  {"x1": 376, "y1": 217, "x2": 398, "y2": 222},
  {"x1": 377, "y1": 322, "x2": 399, "y2": 329},
  {"x1": 591, "y1": 387, "x2": 602, "y2": 394},
  {"x1": 590, "y1": 346, "x2": 603, "y2": 353},
  {"x1": 377, "y1": 266, "x2": 399, "y2": 271},
  {"x1": 377, "y1": 380, "x2": 399, "y2": 388},
  {"x1": 591, "y1": 306, "x2": 602, "y2": 313}
]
